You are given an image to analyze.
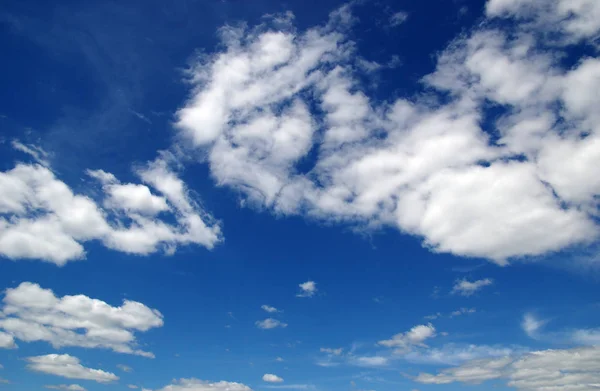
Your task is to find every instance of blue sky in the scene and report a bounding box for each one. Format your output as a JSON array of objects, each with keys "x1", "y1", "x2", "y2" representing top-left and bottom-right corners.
[{"x1": 0, "y1": 0, "x2": 599, "y2": 390}]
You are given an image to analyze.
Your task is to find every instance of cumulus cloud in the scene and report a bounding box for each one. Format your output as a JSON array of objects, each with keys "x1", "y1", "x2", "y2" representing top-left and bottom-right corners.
[
  {"x1": 378, "y1": 324, "x2": 436, "y2": 354},
  {"x1": 152, "y1": 378, "x2": 253, "y2": 391},
  {"x1": 0, "y1": 153, "x2": 220, "y2": 265},
  {"x1": 451, "y1": 279, "x2": 493, "y2": 296},
  {"x1": 0, "y1": 331, "x2": 16, "y2": 349},
  {"x1": 0, "y1": 282, "x2": 163, "y2": 357},
  {"x1": 171, "y1": 0, "x2": 600, "y2": 265},
  {"x1": 27, "y1": 354, "x2": 118, "y2": 383},
  {"x1": 263, "y1": 374, "x2": 284, "y2": 383},
  {"x1": 297, "y1": 281, "x2": 317, "y2": 298},
  {"x1": 414, "y1": 346, "x2": 600, "y2": 391},
  {"x1": 261, "y1": 305, "x2": 279, "y2": 313},
  {"x1": 256, "y1": 318, "x2": 288, "y2": 329}
]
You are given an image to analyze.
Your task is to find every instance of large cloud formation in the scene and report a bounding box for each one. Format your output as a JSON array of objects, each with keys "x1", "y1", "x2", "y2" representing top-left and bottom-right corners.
[
  {"x1": 174, "y1": 1, "x2": 599, "y2": 264},
  {"x1": 0, "y1": 151, "x2": 221, "y2": 265},
  {"x1": 0, "y1": 282, "x2": 163, "y2": 357}
]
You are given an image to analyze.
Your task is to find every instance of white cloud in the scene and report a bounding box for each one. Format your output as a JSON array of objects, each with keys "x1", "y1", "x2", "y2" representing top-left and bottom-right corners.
[
  {"x1": 261, "y1": 305, "x2": 279, "y2": 313},
  {"x1": 297, "y1": 281, "x2": 317, "y2": 298},
  {"x1": 263, "y1": 374, "x2": 284, "y2": 383},
  {"x1": 415, "y1": 346, "x2": 600, "y2": 391},
  {"x1": 153, "y1": 378, "x2": 252, "y2": 391},
  {"x1": 117, "y1": 364, "x2": 133, "y2": 373},
  {"x1": 0, "y1": 154, "x2": 220, "y2": 265},
  {"x1": 171, "y1": 2, "x2": 600, "y2": 265},
  {"x1": 275, "y1": 357, "x2": 284, "y2": 362},
  {"x1": 389, "y1": 11, "x2": 408, "y2": 27},
  {"x1": 256, "y1": 318, "x2": 288, "y2": 330},
  {"x1": 12, "y1": 140, "x2": 50, "y2": 166},
  {"x1": 449, "y1": 308, "x2": 476, "y2": 318},
  {"x1": 521, "y1": 313, "x2": 600, "y2": 346},
  {"x1": 45, "y1": 385, "x2": 87, "y2": 391},
  {"x1": 27, "y1": 354, "x2": 118, "y2": 383},
  {"x1": 350, "y1": 356, "x2": 389, "y2": 367},
  {"x1": 405, "y1": 343, "x2": 521, "y2": 366},
  {"x1": 129, "y1": 386, "x2": 139, "y2": 389},
  {"x1": 521, "y1": 313, "x2": 547, "y2": 339},
  {"x1": 0, "y1": 331, "x2": 16, "y2": 349},
  {"x1": 378, "y1": 324, "x2": 436, "y2": 353},
  {"x1": 451, "y1": 279, "x2": 493, "y2": 296},
  {"x1": 320, "y1": 347, "x2": 343, "y2": 356},
  {"x1": 0, "y1": 282, "x2": 162, "y2": 357},
  {"x1": 264, "y1": 385, "x2": 313, "y2": 390}
]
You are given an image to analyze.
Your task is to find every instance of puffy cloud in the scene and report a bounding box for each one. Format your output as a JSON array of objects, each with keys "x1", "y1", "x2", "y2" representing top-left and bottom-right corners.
[
  {"x1": 26, "y1": 354, "x2": 118, "y2": 383},
  {"x1": 45, "y1": 385, "x2": 87, "y2": 391},
  {"x1": 0, "y1": 153, "x2": 220, "y2": 265},
  {"x1": 173, "y1": 1, "x2": 600, "y2": 265},
  {"x1": 263, "y1": 374, "x2": 284, "y2": 383},
  {"x1": 297, "y1": 281, "x2": 317, "y2": 298},
  {"x1": 0, "y1": 331, "x2": 16, "y2": 349},
  {"x1": 0, "y1": 282, "x2": 163, "y2": 357},
  {"x1": 152, "y1": 378, "x2": 252, "y2": 391},
  {"x1": 414, "y1": 346, "x2": 600, "y2": 391},
  {"x1": 451, "y1": 278, "x2": 493, "y2": 296},
  {"x1": 256, "y1": 318, "x2": 288, "y2": 330},
  {"x1": 378, "y1": 324, "x2": 436, "y2": 353},
  {"x1": 261, "y1": 305, "x2": 279, "y2": 313}
]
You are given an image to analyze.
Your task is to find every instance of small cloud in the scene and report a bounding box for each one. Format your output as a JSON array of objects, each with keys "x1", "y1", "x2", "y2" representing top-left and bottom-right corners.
[
  {"x1": 11, "y1": 140, "x2": 50, "y2": 166},
  {"x1": 275, "y1": 357, "x2": 284, "y2": 362},
  {"x1": 263, "y1": 374, "x2": 284, "y2": 383},
  {"x1": 128, "y1": 386, "x2": 138, "y2": 389},
  {"x1": 117, "y1": 364, "x2": 133, "y2": 373},
  {"x1": 451, "y1": 278, "x2": 493, "y2": 296},
  {"x1": 256, "y1": 318, "x2": 288, "y2": 330},
  {"x1": 262, "y1": 305, "x2": 280, "y2": 313},
  {"x1": 352, "y1": 356, "x2": 389, "y2": 367},
  {"x1": 389, "y1": 11, "x2": 408, "y2": 27},
  {"x1": 522, "y1": 313, "x2": 547, "y2": 339},
  {"x1": 320, "y1": 347, "x2": 343, "y2": 356},
  {"x1": 129, "y1": 109, "x2": 152, "y2": 125},
  {"x1": 297, "y1": 281, "x2": 317, "y2": 298}
]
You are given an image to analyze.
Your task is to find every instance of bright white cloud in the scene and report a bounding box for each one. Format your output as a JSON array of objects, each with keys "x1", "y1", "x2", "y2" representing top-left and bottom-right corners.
[
  {"x1": 152, "y1": 378, "x2": 253, "y2": 391},
  {"x1": 297, "y1": 281, "x2": 317, "y2": 298},
  {"x1": 451, "y1": 278, "x2": 493, "y2": 296},
  {"x1": 45, "y1": 385, "x2": 87, "y2": 391},
  {"x1": 0, "y1": 282, "x2": 163, "y2": 357},
  {"x1": 256, "y1": 318, "x2": 288, "y2": 330},
  {"x1": 172, "y1": 1, "x2": 600, "y2": 265},
  {"x1": 26, "y1": 354, "x2": 118, "y2": 383},
  {"x1": 263, "y1": 374, "x2": 284, "y2": 383},
  {"x1": 0, "y1": 153, "x2": 220, "y2": 265},
  {"x1": 415, "y1": 346, "x2": 600, "y2": 391},
  {"x1": 378, "y1": 324, "x2": 436, "y2": 353},
  {"x1": 261, "y1": 305, "x2": 279, "y2": 313}
]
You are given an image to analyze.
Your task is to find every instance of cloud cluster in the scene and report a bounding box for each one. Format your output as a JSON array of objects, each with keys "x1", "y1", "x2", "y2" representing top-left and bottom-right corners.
[
  {"x1": 26, "y1": 354, "x2": 118, "y2": 383},
  {"x1": 378, "y1": 324, "x2": 436, "y2": 354},
  {"x1": 415, "y1": 346, "x2": 600, "y2": 391},
  {"x1": 0, "y1": 151, "x2": 221, "y2": 265},
  {"x1": 173, "y1": 0, "x2": 600, "y2": 264},
  {"x1": 0, "y1": 282, "x2": 163, "y2": 357}
]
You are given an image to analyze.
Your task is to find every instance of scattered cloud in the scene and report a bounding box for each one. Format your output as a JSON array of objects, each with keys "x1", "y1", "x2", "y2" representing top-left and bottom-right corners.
[
  {"x1": 12, "y1": 140, "x2": 50, "y2": 166},
  {"x1": 389, "y1": 11, "x2": 408, "y2": 27},
  {"x1": 451, "y1": 279, "x2": 493, "y2": 296},
  {"x1": 0, "y1": 282, "x2": 163, "y2": 357},
  {"x1": 261, "y1": 305, "x2": 280, "y2": 313},
  {"x1": 350, "y1": 356, "x2": 389, "y2": 368},
  {"x1": 378, "y1": 324, "x2": 436, "y2": 353},
  {"x1": 129, "y1": 386, "x2": 139, "y2": 389},
  {"x1": 152, "y1": 378, "x2": 252, "y2": 391},
  {"x1": 27, "y1": 354, "x2": 118, "y2": 383},
  {"x1": 275, "y1": 357, "x2": 284, "y2": 362},
  {"x1": 45, "y1": 385, "x2": 87, "y2": 391},
  {"x1": 117, "y1": 364, "x2": 133, "y2": 373},
  {"x1": 0, "y1": 154, "x2": 221, "y2": 265},
  {"x1": 256, "y1": 318, "x2": 288, "y2": 330},
  {"x1": 264, "y1": 385, "x2": 314, "y2": 390},
  {"x1": 263, "y1": 374, "x2": 284, "y2": 383},
  {"x1": 297, "y1": 281, "x2": 317, "y2": 298},
  {"x1": 414, "y1": 346, "x2": 600, "y2": 391},
  {"x1": 425, "y1": 308, "x2": 476, "y2": 320},
  {"x1": 320, "y1": 347, "x2": 343, "y2": 356}
]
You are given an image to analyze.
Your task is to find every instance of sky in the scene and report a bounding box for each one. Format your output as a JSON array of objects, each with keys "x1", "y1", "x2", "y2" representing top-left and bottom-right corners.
[{"x1": 0, "y1": 0, "x2": 599, "y2": 390}]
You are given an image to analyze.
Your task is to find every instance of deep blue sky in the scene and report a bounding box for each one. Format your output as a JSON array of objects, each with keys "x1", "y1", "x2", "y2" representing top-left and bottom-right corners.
[{"x1": 1, "y1": 0, "x2": 599, "y2": 391}]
